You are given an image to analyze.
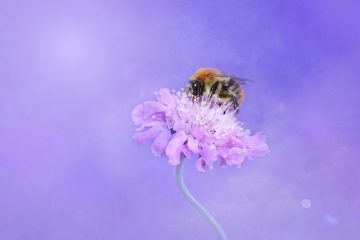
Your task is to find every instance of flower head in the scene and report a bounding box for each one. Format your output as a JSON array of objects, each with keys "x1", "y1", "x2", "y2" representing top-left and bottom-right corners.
[{"x1": 132, "y1": 88, "x2": 269, "y2": 171}]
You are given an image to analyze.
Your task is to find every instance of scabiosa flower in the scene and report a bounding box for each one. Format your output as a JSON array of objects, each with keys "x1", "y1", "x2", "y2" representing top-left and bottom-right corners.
[{"x1": 132, "y1": 88, "x2": 269, "y2": 171}]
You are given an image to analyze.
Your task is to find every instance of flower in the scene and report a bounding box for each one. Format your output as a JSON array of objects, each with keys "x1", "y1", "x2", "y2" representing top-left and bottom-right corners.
[{"x1": 132, "y1": 88, "x2": 269, "y2": 171}]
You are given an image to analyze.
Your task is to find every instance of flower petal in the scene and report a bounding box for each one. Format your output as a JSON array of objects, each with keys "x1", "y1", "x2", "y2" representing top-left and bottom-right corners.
[
  {"x1": 132, "y1": 101, "x2": 166, "y2": 126},
  {"x1": 227, "y1": 147, "x2": 245, "y2": 166},
  {"x1": 137, "y1": 120, "x2": 164, "y2": 131},
  {"x1": 195, "y1": 158, "x2": 206, "y2": 172},
  {"x1": 218, "y1": 147, "x2": 230, "y2": 159},
  {"x1": 165, "y1": 131, "x2": 188, "y2": 165},
  {"x1": 131, "y1": 104, "x2": 145, "y2": 125},
  {"x1": 200, "y1": 144, "x2": 217, "y2": 169},
  {"x1": 133, "y1": 127, "x2": 162, "y2": 144},
  {"x1": 190, "y1": 125, "x2": 207, "y2": 141},
  {"x1": 246, "y1": 133, "x2": 269, "y2": 158},
  {"x1": 187, "y1": 135, "x2": 199, "y2": 153},
  {"x1": 155, "y1": 88, "x2": 177, "y2": 108},
  {"x1": 144, "y1": 101, "x2": 166, "y2": 113},
  {"x1": 151, "y1": 129, "x2": 171, "y2": 156},
  {"x1": 181, "y1": 145, "x2": 193, "y2": 159}
]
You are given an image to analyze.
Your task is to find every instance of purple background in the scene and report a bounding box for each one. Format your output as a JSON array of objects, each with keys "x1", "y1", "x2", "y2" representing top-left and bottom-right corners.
[{"x1": 1, "y1": 0, "x2": 359, "y2": 239}]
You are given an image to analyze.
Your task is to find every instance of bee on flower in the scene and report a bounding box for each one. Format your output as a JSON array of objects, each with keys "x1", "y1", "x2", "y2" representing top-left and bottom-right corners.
[{"x1": 132, "y1": 68, "x2": 268, "y2": 171}]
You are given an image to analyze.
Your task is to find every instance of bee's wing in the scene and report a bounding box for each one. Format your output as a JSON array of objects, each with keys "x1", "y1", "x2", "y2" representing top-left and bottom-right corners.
[
  {"x1": 231, "y1": 75, "x2": 253, "y2": 85},
  {"x1": 216, "y1": 74, "x2": 252, "y2": 86}
]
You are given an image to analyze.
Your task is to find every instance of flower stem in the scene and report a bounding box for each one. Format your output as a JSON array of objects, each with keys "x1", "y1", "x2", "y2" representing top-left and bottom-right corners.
[{"x1": 176, "y1": 157, "x2": 228, "y2": 240}]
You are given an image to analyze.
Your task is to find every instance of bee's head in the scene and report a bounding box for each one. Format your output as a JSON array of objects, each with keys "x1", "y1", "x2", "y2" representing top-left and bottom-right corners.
[{"x1": 188, "y1": 68, "x2": 222, "y2": 97}]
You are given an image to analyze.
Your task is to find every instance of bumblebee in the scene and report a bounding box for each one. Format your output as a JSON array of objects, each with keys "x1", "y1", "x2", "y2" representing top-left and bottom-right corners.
[{"x1": 187, "y1": 67, "x2": 247, "y2": 111}]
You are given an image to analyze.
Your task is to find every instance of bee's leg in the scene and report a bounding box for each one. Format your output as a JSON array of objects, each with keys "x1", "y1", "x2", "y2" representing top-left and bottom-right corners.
[
  {"x1": 192, "y1": 96, "x2": 199, "y2": 104},
  {"x1": 223, "y1": 96, "x2": 239, "y2": 114},
  {"x1": 207, "y1": 81, "x2": 219, "y2": 102},
  {"x1": 232, "y1": 96, "x2": 239, "y2": 112},
  {"x1": 218, "y1": 93, "x2": 230, "y2": 114}
]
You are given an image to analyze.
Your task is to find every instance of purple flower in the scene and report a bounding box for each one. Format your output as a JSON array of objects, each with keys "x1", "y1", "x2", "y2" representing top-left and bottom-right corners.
[{"x1": 132, "y1": 88, "x2": 269, "y2": 171}]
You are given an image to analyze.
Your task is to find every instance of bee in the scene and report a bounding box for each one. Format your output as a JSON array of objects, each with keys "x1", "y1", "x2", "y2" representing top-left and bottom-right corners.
[{"x1": 187, "y1": 67, "x2": 247, "y2": 111}]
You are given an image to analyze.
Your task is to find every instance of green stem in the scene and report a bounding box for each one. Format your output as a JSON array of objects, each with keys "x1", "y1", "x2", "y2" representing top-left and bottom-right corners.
[{"x1": 176, "y1": 157, "x2": 228, "y2": 240}]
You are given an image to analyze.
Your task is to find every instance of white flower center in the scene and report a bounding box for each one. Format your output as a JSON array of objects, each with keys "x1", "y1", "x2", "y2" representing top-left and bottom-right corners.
[{"x1": 170, "y1": 92, "x2": 243, "y2": 138}]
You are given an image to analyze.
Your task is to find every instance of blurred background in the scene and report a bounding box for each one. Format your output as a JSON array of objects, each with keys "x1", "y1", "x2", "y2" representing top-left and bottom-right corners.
[{"x1": 0, "y1": 0, "x2": 359, "y2": 239}]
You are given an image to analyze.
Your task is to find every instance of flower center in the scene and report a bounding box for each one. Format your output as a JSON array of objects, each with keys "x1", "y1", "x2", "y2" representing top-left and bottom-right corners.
[{"x1": 172, "y1": 92, "x2": 240, "y2": 138}]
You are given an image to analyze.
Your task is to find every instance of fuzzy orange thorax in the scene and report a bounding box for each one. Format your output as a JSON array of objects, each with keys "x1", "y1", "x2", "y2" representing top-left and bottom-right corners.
[{"x1": 190, "y1": 68, "x2": 223, "y2": 81}]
